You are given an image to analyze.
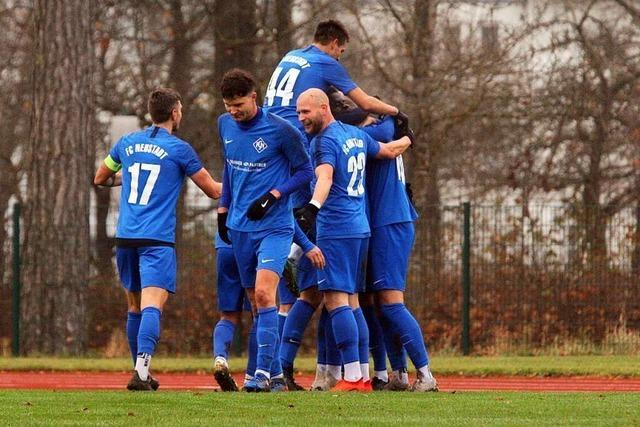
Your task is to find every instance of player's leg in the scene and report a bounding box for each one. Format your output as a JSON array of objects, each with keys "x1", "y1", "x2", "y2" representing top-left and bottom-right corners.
[
  {"x1": 212, "y1": 246, "x2": 244, "y2": 391},
  {"x1": 364, "y1": 230, "x2": 391, "y2": 389},
  {"x1": 121, "y1": 246, "x2": 174, "y2": 391},
  {"x1": 360, "y1": 292, "x2": 388, "y2": 389},
  {"x1": 323, "y1": 305, "x2": 343, "y2": 389},
  {"x1": 375, "y1": 222, "x2": 437, "y2": 392},
  {"x1": 227, "y1": 229, "x2": 261, "y2": 389},
  {"x1": 310, "y1": 304, "x2": 328, "y2": 391},
  {"x1": 125, "y1": 291, "x2": 142, "y2": 366},
  {"x1": 319, "y1": 237, "x2": 365, "y2": 391},
  {"x1": 350, "y1": 294, "x2": 370, "y2": 383},
  {"x1": 379, "y1": 309, "x2": 409, "y2": 391},
  {"x1": 350, "y1": 238, "x2": 370, "y2": 385},
  {"x1": 280, "y1": 256, "x2": 322, "y2": 390},
  {"x1": 246, "y1": 228, "x2": 292, "y2": 392},
  {"x1": 116, "y1": 247, "x2": 154, "y2": 389}
]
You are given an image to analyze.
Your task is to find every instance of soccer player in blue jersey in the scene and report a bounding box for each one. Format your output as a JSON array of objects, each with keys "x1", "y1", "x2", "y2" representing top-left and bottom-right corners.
[
  {"x1": 265, "y1": 19, "x2": 401, "y2": 129},
  {"x1": 217, "y1": 69, "x2": 316, "y2": 392},
  {"x1": 269, "y1": 19, "x2": 404, "y2": 390},
  {"x1": 94, "y1": 88, "x2": 222, "y2": 391},
  {"x1": 295, "y1": 88, "x2": 411, "y2": 391},
  {"x1": 327, "y1": 89, "x2": 438, "y2": 392}
]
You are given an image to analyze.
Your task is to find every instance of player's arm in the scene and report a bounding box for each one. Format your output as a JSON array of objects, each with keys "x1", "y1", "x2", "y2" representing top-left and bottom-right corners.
[
  {"x1": 295, "y1": 164, "x2": 333, "y2": 236},
  {"x1": 293, "y1": 221, "x2": 325, "y2": 269},
  {"x1": 189, "y1": 168, "x2": 222, "y2": 199},
  {"x1": 375, "y1": 136, "x2": 411, "y2": 160},
  {"x1": 217, "y1": 165, "x2": 231, "y2": 243},
  {"x1": 94, "y1": 155, "x2": 122, "y2": 187},
  {"x1": 347, "y1": 87, "x2": 399, "y2": 117},
  {"x1": 247, "y1": 121, "x2": 313, "y2": 220}
]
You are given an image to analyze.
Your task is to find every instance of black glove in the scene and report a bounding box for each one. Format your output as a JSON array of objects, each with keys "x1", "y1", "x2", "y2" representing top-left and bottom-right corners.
[
  {"x1": 247, "y1": 192, "x2": 278, "y2": 220},
  {"x1": 295, "y1": 203, "x2": 319, "y2": 236},
  {"x1": 405, "y1": 182, "x2": 415, "y2": 205},
  {"x1": 218, "y1": 211, "x2": 231, "y2": 244},
  {"x1": 393, "y1": 111, "x2": 410, "y2": 139},
  {"x1": 394, "y1": 111, "x2": 415, "y2": 147}
]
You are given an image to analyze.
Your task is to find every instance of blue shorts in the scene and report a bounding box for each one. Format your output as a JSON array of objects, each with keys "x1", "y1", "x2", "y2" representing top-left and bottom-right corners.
[
  {"x1": 116, "y1": 246, "x2": 176, "y2": 294},
  {"x1": 278, "y1": 277, "x2": 297, "y2": 305},
  {"x1": 367, "y1": 222, "x2": 415, "y2": 292},
  {"x1": 317, "y1": 237, "x2": 369, "y2": 294},
  {"x1": 296, "y1": 255, "x2": 318, "y2": 292},
  {"x1": 216, "y1": 247, "x2": 251, "y2": 312},
  {"x1": 229, "y1": 227, "x2": 293, "y2": 289}
]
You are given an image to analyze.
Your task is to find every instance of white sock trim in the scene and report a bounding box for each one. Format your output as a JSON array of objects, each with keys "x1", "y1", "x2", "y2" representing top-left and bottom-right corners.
[
  {"x1": 344, "y1": 361, "x2": 362, "y2": 382},
  {"x1": 135, "y1": 353, "x2": 152, "y2": 381}
]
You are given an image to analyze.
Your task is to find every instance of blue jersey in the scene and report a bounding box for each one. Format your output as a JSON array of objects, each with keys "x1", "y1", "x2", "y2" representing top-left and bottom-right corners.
[
  {"x1": 264, "y1": 45, "x2": 358, "y2": 126},
  {"x1": 362, "y1": 117, "x2": 418, "y2": 228},
  {"x1": 218, "y1": 108, "x2": 310, "y2": 232},
  {"x1": 311, "y1": 121, "x2": 380, "y2": 239},
  {"x1": 108, "y1": 126, "x2": 202, "y2": 243}
]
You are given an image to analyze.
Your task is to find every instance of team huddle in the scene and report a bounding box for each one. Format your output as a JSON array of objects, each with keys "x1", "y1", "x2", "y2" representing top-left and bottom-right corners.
[{"x1": 94, "y1": 20, "x2": 436, "y2": 393}]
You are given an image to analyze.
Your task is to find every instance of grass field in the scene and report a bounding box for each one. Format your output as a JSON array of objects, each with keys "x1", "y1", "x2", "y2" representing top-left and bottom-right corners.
[
  {"x1": 1, "y1": 390, "x2": 639, "y2": 426},
  {"x1": 1, "y1": 355, "x2": 639, "y2": 377}
]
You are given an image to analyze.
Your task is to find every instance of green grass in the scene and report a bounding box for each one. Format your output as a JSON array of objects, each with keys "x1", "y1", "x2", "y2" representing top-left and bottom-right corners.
[
  {"x1": 0, "y1": 390, "x2": 639, "y2": 426},
  {"x1": 1, "y1": 355, "x2": 639, "y2": 377}
]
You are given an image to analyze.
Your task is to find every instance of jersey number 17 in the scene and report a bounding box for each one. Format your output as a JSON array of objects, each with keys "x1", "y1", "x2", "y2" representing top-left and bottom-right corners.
[{"x1": 127, "y1": 162, "x2": 160, "y2": 205}]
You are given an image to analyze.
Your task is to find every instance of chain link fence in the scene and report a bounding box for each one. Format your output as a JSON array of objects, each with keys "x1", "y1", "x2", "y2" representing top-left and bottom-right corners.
[{"x1": 2, "y1": 198, "x2": 639, "y2": 356}]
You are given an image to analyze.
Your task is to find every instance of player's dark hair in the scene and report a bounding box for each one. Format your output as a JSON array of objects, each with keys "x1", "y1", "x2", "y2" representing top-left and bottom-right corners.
[
  {"x1": 148, "y1": 87, "x2": 181, "y2": 124},
  {"x1": 220, "y1": 68, "x2": 257, "y2": 100},
  {"x1": 314, "y1": 19, "x2": 349, "y2": 45}
]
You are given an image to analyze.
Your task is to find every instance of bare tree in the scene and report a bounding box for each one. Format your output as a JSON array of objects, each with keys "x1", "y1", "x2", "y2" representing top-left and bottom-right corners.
[{"x1": 21, "y1": 0, "x2": 96, "y2": 354}]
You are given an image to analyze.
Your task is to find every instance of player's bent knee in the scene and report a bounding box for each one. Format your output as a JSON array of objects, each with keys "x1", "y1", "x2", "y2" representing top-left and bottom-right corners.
[
  {"x1": 220, "y1": 311, "x2": 242, "y2": 324},
  {"x1": 254, "y1": 288, "x2": 276, "y2": 308},
  {"x1": 300, "y1": 288, "x2": 322, "y2": 307}
]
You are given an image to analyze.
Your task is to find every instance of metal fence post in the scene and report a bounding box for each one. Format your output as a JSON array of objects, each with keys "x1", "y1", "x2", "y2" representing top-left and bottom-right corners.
[
  {"x1": 12, "y1": 202, "x2": 21, "y2": 357},
  {"x1": 462, "y1": 202, "x2": 471, "y2": 355}
]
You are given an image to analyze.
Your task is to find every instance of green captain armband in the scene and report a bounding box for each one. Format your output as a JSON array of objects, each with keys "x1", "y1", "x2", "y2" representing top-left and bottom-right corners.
[{"x1": 104, "y1": 155, "x2": 122, "y2": 172}]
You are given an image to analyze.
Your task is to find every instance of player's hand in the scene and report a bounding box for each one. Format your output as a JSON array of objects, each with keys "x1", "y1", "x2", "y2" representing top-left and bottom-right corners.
[
  {"x1": 247, "y1": 191, "x2": 278, "y2": 220},
  {"x1": 295, "y1": 203, "x2": 319, "y2": 236},
  {"x1": 218, "y1": 211, "x2": 231, "y2": 244},
  {"x1": 393, "y1": 111, "x2": 410, "y2": 139},
  {"x1": 305, "y1": 246, "x2": 325, "y2": 269},
  {"x1": 394, "y1": 111, "x2": 415, "y2": 148}
]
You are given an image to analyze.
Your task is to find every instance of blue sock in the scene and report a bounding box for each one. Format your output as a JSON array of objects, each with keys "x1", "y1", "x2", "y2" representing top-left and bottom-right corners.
[
  {"x1": 269, "y1": 312, "x2": 287, "y2": 376},
  {"x1": 137, "y1": 306, "x2": 161, "y2": 355},
  {"x1": 380, "y1": 310, "x2": 407, "y2": 371},
  {"x1": 256, "y1": 307, "x2": 279, "y2": 376},
  {"x1": 280, "y1": 300, "x2": 315, "y2": 369},
  {"x1": 213, "y1": 319, "x2": 236, "y2": 359},
  {"x1": 316, "y1": 307, "x2": 328, "y2": 365},
  {"x1": 329, "y1": 306, "x2": 359, "y2": 365},
  {"x1": 324, "y1": 307, "x2": 342, "y2": 366},
  {"x1": 270, "y1": 341, "x2": 283, "y2": 377},
  {"x1": 381, "y1": 303, "x2": 429, "y2": 369},
  {"x1": 362, "y1": 305, "x2": 386, "y2": 372},
  {"x1": 126, "y1": 311, "x2": 142, "y2": 367},
  {"x1": 352, "y1": 307, "x2": 369, "y2": 366},
  {"x1": 246, "y1": 317, "x2": 258, "y2": 377},
  {"x1": 278, "y1": 313, "x2": 287, "y2": 339}
]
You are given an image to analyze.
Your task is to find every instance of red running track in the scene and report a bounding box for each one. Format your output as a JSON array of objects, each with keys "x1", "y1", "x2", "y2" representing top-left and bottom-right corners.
[{"x1": 1, "y1": 372, "x2": 640, "y2": 392}]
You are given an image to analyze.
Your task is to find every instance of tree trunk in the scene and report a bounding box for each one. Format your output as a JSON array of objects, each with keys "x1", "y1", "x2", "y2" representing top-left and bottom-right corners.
[
  {"x1": 213, "y1": 0, "x2": 257, "y2": 79},
  {"x1": 22, "y1": 0, "x2": 95, "y2": 355},
  {"x1": 275, "y1": 0, "x2": 293, "y2": 56}
]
